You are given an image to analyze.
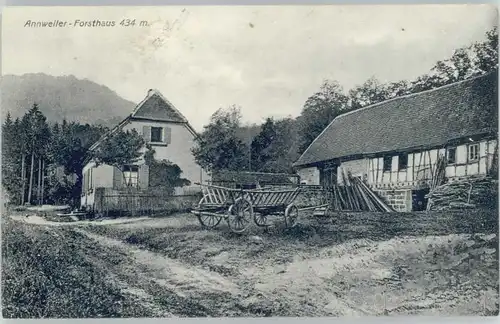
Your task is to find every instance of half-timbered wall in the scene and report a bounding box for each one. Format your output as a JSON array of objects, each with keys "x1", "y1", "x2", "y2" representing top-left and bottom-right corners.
[
  {"x1": 367, "y1": 138, "x2": 497, "y2": 189},
  {"x1": 296, "y1": 137, "x2": 496, "y2": 192}
]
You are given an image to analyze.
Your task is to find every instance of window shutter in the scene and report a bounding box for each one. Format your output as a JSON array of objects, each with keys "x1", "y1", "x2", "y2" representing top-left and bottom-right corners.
[
  {"x1": 143, "y1": 126, "x2": 152, "y2": 143},
  {"x1": 113, "y1": 166, "x2": 123, "y2": 189},
  {"x1": 139, "y1": 164, "x2": 149, "y2": 189},
  {"x1": 163, "y1": 127, "x2": 171, "y2": 144}
]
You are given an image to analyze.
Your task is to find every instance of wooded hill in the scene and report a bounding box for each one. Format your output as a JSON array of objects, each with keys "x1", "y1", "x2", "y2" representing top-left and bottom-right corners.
[{"x1": 1, "y1": 73, "x2": 135, "y2": 127}]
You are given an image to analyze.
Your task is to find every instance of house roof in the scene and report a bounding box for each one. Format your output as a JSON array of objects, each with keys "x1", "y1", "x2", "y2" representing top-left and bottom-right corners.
[
  {"x1": 294, "y1": 71, "x2": 498, "y2": 168},
  {"x1": 88, "y1": 89, "x2": 198, "y2": 152},
  {"x1": 131, "y1": 89, "x2": 189, "y2": 123}
]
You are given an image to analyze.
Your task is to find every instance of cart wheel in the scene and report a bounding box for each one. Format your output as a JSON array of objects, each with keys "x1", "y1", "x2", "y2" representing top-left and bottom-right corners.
[
  {"x1": 285, "y1": 204, "x2": 299, "y2": 228},
  {"x1": 196, "y1": 195, "x2": 222, "y2": 229},
  {"x1": 227, "y1": 197, "x2": 253, "y2": 233},
  {"x1": 253, "y1": 213, "x2": 268, "y2": 227}
]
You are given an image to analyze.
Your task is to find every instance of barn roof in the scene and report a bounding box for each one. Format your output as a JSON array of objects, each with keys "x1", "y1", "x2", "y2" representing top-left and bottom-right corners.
[{"x1": 294, "y1": 71, "x2": 498, "y2": 167}]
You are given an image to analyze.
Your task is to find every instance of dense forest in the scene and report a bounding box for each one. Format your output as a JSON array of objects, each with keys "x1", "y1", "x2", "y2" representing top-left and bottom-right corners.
[{"x1": 2, "y1": 27, "x2": 498, "y2": 207}]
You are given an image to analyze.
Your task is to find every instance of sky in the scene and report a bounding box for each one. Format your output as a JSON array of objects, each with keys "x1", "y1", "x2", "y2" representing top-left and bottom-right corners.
[{"x1": 2, "y1": 5, "x2": 498, "y2": 131}]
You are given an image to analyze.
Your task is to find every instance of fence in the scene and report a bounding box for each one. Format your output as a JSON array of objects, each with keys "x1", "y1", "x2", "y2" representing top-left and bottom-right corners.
[{"x1": 93, "y1": 187, "x2": 202, "y2": 217}]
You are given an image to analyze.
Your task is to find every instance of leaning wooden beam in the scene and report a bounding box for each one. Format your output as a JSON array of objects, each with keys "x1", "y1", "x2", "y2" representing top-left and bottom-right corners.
[
  {"x1": 341, "y1": 171, "x2": 354, "y2": 210},
  {"x1": 358, "y1": 179, "x2": 393, "y2": 212},
  {"x1": 355, "y1": 178, "x2": 374, "y2": 211},
  {"x1": 335, "y1": 185, "x2": 347, "y2": 210},
  {"x1": 353, "y1": 177, "x2": 376, "y2": 211},
  {"x1": 354, "y1": 178, "x2": 365, "y2": 210}
]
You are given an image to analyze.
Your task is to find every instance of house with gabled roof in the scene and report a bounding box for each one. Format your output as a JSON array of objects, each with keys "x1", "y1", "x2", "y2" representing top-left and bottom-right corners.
[
  {"x1": 81, "y1": 89, "x2": 210, "y2": 209},
  {"x1": 293, "y1": 71, "x2": 498, "y2": 212}
]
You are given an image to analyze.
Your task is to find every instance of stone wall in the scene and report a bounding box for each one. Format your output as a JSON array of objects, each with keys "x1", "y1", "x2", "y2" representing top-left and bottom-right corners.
[{"x1": 375, "y1": 189, "x2": 413, "y2": 212}]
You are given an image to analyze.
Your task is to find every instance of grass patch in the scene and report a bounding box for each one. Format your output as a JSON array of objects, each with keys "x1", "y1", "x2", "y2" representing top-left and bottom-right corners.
[{"x1": 1, "y1": 217, "x2": 153, "y2": 318}]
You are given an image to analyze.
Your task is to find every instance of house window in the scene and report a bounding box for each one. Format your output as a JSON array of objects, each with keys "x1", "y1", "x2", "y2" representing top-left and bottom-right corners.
[
  {"x1": 398, "y1": 153, "x2": 408, "y2": 170},
  {"x1": 383, "y1": 156, "x2": 392, "y2": 172},
  {"x1": 151, "y1": 127, "x2": 163, "y2": 142},
  {"x1": 468, "y1": 143, "x2": 480, "y2": 162},
  {"x1": 123, "y1": 165, "x2": 139, "y2": 187},
  {"x1": 447, "y1": 147, "x2": 457, "y2": 164}
]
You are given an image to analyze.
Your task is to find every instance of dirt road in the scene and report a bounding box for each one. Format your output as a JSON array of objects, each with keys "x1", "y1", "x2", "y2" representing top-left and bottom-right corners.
[
  {"x1": 80, "y1": 211, "x2": 498, "y2": 316},
  {"x1": 6, "y1": 210, "x2": 499, "y2": 317}
]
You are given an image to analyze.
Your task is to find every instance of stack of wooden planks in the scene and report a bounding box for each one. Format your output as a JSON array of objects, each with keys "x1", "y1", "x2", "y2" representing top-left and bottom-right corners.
[
  {"x1": 327, "y1": 171, "x2": 394, "y2": 212},
  {"x1": 426, "y1": 175, "x2": 498, "y2": 211}
]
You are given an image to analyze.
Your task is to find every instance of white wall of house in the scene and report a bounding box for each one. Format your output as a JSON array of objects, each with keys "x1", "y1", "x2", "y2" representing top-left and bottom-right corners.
[
  {"x1": 297, "y1": 166, "x2": 320, "y2": 185},
  {"x1": 80, "y1": 118, "x2": 212, "y2": 208},
  {"x1": 81, "y1": 161, "x2": 114, "y2": 208},
  {"x1": 122, "y1": 119, "x2": 210, "y2": 190}
]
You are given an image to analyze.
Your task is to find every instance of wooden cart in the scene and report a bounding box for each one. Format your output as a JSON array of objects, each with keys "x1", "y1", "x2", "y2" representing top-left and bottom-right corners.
[{"x1": 190, "y1": 183, "x2": 330, "y2": 233}]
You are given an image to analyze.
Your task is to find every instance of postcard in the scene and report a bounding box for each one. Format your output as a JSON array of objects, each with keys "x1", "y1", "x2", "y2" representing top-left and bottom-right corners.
[{"x1": 1, "y1": 5, "x2": 498, "y2": 319}]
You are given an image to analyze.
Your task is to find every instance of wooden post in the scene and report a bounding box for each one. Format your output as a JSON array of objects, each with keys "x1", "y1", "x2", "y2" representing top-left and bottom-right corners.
[
  {"x1": 477, "y1": 145, "x2": 480, "y2": 175},
  {"x1": 411, "y1": 153, "x2": 415, "y2": 182},
  {"x1": 465, "y1": 145, "x2": 468, "y2": 176},
  {"x1": 417, "y1": 151, "x2": 423, "y2": 181},
  {"x1": 376, "y1": 158, "x2": 381, "y2": 185},
  {"x1": 485, "y1": 140, "x2": 489, "y2": 174},
  {"x1": 389, "y1": 157, "x2": 392, "y2": 184}
]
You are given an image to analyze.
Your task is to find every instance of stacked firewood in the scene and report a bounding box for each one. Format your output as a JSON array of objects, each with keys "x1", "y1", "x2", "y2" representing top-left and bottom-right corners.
[{"x1": 426, "y1": 176, "x2": 498, "y2": 211}]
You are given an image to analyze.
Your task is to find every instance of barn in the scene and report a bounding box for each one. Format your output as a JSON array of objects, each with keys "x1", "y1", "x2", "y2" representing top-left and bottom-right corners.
[{"x1": 293, "y1": 71, "x2": 498, "y2": 212}]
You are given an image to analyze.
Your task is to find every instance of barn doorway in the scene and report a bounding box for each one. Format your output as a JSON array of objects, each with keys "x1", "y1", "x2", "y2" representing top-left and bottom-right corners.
[
  {"x1": 320, "y1": 166, "x2": 338, "y2": 188},
  {"x1": 412, "y1": 189, "x2": 429, "y2": 211}
]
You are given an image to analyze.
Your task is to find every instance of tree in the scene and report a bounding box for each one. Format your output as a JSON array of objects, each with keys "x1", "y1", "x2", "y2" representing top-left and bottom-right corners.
[
  {"x1": 473, "y1": 26, "x2": 498, "y2": 74},
  {"x1": 247, "y1": 117, "x2": 300, "y2": 173},
  {"x1": 410, "y1": 27, "x2": 498, "y2": 93},
  {"x1": 297, "y1": 80, "x2": 349, "y2": 153},
  {"x1": 266, "y1": 118, "x2": 301, "y2": 173},
  {"x1": 143, "y1": 145, "x2": 191, "y2": 193},
  {"x1": 22, "y1": 104, "x2": 51, "y2": 205},
  {"x1": 250, "y1": 118, "x2": 277, "y2": 172},
  {"x1": 46, "y1": 120, "x2": 107, "y2": 205},
  {"x1": 192, "y1": 105, "x2": 250, "y2": 172},
  {"x1": 1, "y1": 113, "x2": 23, "y2": 204},
  {"x1": 91, "y1": 128, "x2": 145, "y2": 183},
  {"x1": 386, "y1": 80, "x2": 413, "y2": 98},
  {"x1": 348, "y1": 77, "x2": 391, "y2": 110},
  {"x1": 48, "y1": 121, "x2": 106, "y2": 174}
]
